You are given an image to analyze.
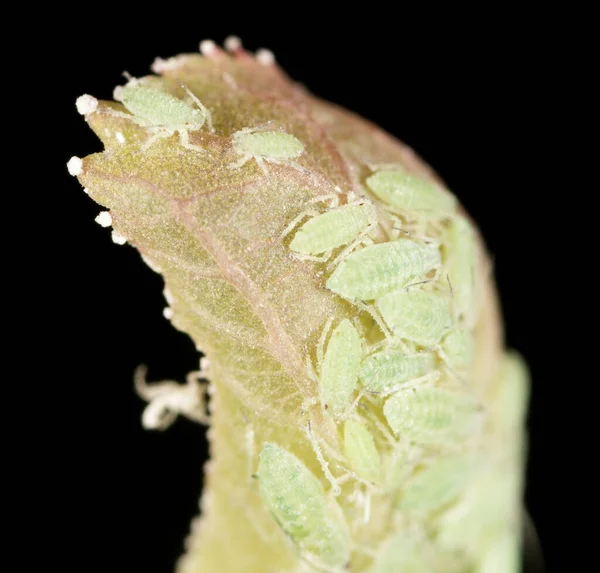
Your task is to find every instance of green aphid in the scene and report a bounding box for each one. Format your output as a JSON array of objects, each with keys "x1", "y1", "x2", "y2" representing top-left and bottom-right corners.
[
  {"x1": 359, "y1": 350, "x2": 437, "y2": 394},
  {"x1": 289, "y1": 203, "x2": 377, "y2": 256},
  {"x1": 326, "y1": 239, "x2": 440, "y2": 301},
  {"x1": 231, "y1": 127, "x2": 304, "y2": 174},
  {"x1": 383, "y1": 386, "x2": 482, "y2": 444},
  {"x1": 444, "y1": 215, "x2": 479, "y2": 324},
  {"x1": 257, "y1": 442, "x2": 351, "y2": 569},
  {"x1": 320, "y1": 319, "x2": 361, "y2": 419},
  {"x1": 116, "y1": 79, "x2": 213, "y2": 151},
  {"x1": 377, "y1": 290, "x2": 453, "y2": 346},
  {"x1": 343, "y1": 419, "x2": 381, "y2": 484},
  {"x1": 366, "y1": 169, "x2": 457, "y2": 214}
]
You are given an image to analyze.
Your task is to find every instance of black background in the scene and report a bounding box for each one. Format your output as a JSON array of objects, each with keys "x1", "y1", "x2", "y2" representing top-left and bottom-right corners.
[{"x1": 39, "y1": 10, "x2": 575, "y2": 573}]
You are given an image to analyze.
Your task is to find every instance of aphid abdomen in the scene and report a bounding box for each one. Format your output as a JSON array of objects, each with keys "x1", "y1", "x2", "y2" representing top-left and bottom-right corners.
[
  {"x1": 377, "y1": 290, "x2": 453, "y2": 346},
  {"x1": 234, "y1": 131, "x2": 304, "y2": 159},
  {"x1": 319, "y1": 319, "x2": 361, "y2": 419},
  {"x1": 289, "y1": 203, "x2": 377, "y2": 255},
  {"x1": 257, "y1": 442, "x2": 351, "y2": 567},
  {"x1": 343, "y1": 419, "x2": 381, "y2": 484},
  {"x1": 366, "y1": 169, "x2": 457, "y2": 214},
  {"x1": 326, "y1": 239, "x2": 441, "y2": 301},
  {"x1": 383, "y1": 386, "x2": 481, "y2": 443},
  {"x1": 359, "y1": 351, "x2": 436, "y2": 394},
  {"x1": 121, "y1": 84, "x2": 198, "y2": 130}
]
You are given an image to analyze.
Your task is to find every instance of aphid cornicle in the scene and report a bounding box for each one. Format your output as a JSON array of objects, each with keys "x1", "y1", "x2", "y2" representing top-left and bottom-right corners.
[
  {"x1": 366, "y1": 169, "x2": 457, "y2": 214},
  {"x1": 115, "y1": 79, "x2": 213, "y2": 151},
  {"x1": 319, "y1": 319, "x2": 361, "y2": 419},
  {"x1": 359, "y1": 351, "x2": 437, "y2": 394},
  {"x1": 343, "y1": 419, "x2": 381, "y2": 484},
  {"x1": 383, "y1": 386, "x2": 481, "y2": 444},
  {"x1": 256, "y1": 442, "x2": 351, "y2": 569},
  {"x1": 230, "y1": 126, "x2": 304, "y2": 175},
  {"x1": 326, "y1": 239, "x2": 441, "y2": 301},
  {"x1": 376, "y1": 289, "x2": 453, "y2": 346},
  {"x1": 289, "y1": 202, "x2": 378, "y2": 256}
]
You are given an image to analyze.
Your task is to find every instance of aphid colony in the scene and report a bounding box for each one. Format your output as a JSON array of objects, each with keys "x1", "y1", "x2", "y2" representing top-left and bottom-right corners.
[{"x1": 255, "y1": 166, "x2": 485, "y2": 571}]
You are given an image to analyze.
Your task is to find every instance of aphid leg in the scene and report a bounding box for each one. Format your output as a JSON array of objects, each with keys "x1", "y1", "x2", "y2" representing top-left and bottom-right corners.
[
  {"x1": 291, "y1": 251, "x2": 333, "y2": 263},
  {"x1": 377, "y1": 370, "x2": 441, "y2": 398},
  {"x1": 102, "y1": 107, "x2": 137, "y2": 122},
  {"x1": 326, "y1": 235, "x2": 374, "y2": 272},
  {"x1": 280, "y1": 208, "x2": 322, "y2": 241},
  {"x1": 179, "y1": 129, "x2": 208, "y2": 153},
  {"x1": 316, "y1": 316, "x2": 335, "y2": 371},
  {"x1": 138, "y1": 130, "x2": 165, "y2": 153},
  {"x1": 228, "y1": 154, "x2": 251, "y2": 170},
  {"x1": 357, "y1": 402, "x2": 396, "y2": 445},
  {"x1": 354, "y1": 300, "x2": 393, "y2": 341},
  {"x1": 306, "y1": 420, "x2": 341, "y2": 496},
  {"x1": 307, "y1": 193, "x2": 341, "y2": 208},
  {"x1": 181, "y1": 83, "x2": 214, "y2": 132},
  {"x1": 254, "y1": 156, "x2": 270, "y2": 176}
]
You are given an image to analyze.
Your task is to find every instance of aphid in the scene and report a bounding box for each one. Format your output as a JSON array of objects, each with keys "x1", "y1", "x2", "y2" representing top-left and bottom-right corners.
[
  {"x1": 230, "y1": 126, "x2": 304, "y2": 175},
  {"x1": 256, "y1": 442, "x2": 351, "y2": 569},
  {"x1": 343, "y1": 419, "x2": 381, "y2": 484},
  {"x1": 113, "y1": 78, "x2": 213, "y2": 152},
  {"x1": 289, "y1": 202, "x2": 378, "y2": 257},
  {"x1": 326, "y1": 239, "x2": 440, "y2": 301},
  {"x1": 319, "y1": 319, "x2": 361, "y2": 419},
  {"x1": 134, "y1": 365, "x2": 209, "y2": 430},
  {"x1": 359, "y1": 351, "x2": 437, "y2": 395},
  {"x1": 383, "y1": 386, "x2": 482, "y2": 444},
  {"x1": 397, "y1": 454, "x2": 476, "y2": 510},
  {"x1": 366, "y1": 169, "x2": 457, "y2": 214},
  {"x1": 376, "y1": 290, "x2": 453, "y2": 346},
  {"x1": 440, "y1": 329, "x2": 475, "y2": 371},
  {"x1": 444, "y1": 216, "x2": 479, "y2": 324}
]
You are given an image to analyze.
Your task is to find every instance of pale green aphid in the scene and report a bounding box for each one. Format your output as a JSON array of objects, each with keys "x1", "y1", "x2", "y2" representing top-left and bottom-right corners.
[
  {"x1": 319, "y1": 319, "x2": 361, "y2": 419},
  {"x1": 366, "y1": 169, "x2": 457, "y2": 214},
  {"x1": 383, "y1": 386, "x2": 481, "y2": 443},
  {"x1": 343, "y1": 419, "x2": 381, "y2": 484},
  {"x1": 257, "y1": 442, "x2": 351, "y2": 569},
  {"x1": 441, "y1": 329, "x2": 475, "y2": 371},
  {"x1": 377, "y1": 290, "x2": 453, "y2": 346},
  {"x1": 397, "y1": 454, "x2": 476, "y2": 510},
  {"x1": 326, "y1": 239, "x2": 440, "y2": 301},
  {"x1": 116, "y1": 80, "x2": 213, "y2": 151},
  {"x1": 230, "y1": 126, "x2": 304, "y2": 175},
  {"x1": 444, "y1": 216, "x2": 479, "y2": 323},
  {"x1": 289, "y1": 203, "x2": 378, "y2": 256},
  {"x1": 359, "y1": 351, "x2": 436, "y2": 394}
]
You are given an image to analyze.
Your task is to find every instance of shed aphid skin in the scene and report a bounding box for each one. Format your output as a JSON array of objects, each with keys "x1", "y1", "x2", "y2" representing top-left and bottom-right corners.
[
  {"x1": 376, "y1": 289, "x2": 453, "y2": 347},
  {"x1": 289, "y1": 202, "x2": 378, "y2": 258},
  {"x1": 319, "y1": 319, "x2": 362, "y2": 420},
  {"x1": 326, "y1": 239, "x2": 441, "y2": 301},
  {"x1": 343, "y1": 419, "x2": 381, "y2": 485},
  {"x1": 444, "y1": 216, "x2": 479, "y2": 324},
  {"x1": 113, "y1": 77, "x2": 213, "y2": 152},
  {"x1": 256, "y1": 442, "x2": 351, "y2": 570},
  {"x1": 359, "y1": 351, "x2": 437, "y2": 395},
  {"x1": 397, "y1": 454, "x2": 477, "y2": 511},
  {"x1": 134, "y1": 365, "x2": 209, "y2": 430},
  {"x1": 383, "y1": 386, "x2": 482, "y2": 444},
  {"x1": 230, "y1": 125, "x2": 305, "y2": 175},
  {"x1": 366, "y1": 169, "x2": 457, "y2": 215}
]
